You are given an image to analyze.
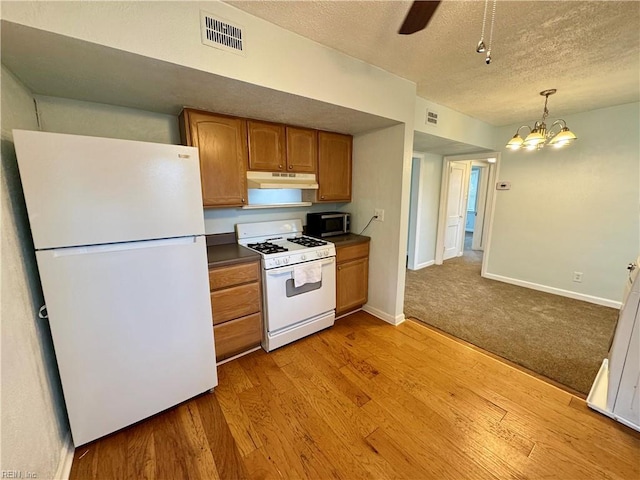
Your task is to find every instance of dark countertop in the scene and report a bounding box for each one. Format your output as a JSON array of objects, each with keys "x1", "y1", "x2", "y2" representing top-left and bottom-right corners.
[
  {"x1": 206, "y1": 243, "x2": 260, "y2": 268},
  {"x1": 205, "y1": 232, "x2": 368, "y2": 268},
  {"x1": 324, "y1": 233, "x2": 370, "y2": 247}
]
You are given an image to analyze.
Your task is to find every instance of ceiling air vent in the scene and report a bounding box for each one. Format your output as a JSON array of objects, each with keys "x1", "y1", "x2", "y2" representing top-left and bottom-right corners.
[
  {"x1": 426, "y1": 110, "x2": 438, "y2": 126},
  {"x1": 200, "y1": 11, "x2": 245, "y2": 56}
]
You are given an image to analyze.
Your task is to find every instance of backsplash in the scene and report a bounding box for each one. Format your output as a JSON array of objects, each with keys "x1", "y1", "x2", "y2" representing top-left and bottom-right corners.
[{"x1": 203, "y1": 203, "x2": 342, "y2": 234}]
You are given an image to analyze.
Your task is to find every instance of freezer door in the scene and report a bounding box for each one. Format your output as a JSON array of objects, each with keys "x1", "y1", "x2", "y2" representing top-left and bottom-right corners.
[
  {"x1": 36, "y1": 235, "x2": 217, "y2": 446},
  {"x1": 13, "y1": 130, "x2": 204, "y2": 249}
]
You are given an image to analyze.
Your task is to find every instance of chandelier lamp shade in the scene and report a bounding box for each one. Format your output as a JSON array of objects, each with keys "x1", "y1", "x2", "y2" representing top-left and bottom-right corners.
[{"x1": 506, "y1": 89, "x2": 578, "y2": 151}]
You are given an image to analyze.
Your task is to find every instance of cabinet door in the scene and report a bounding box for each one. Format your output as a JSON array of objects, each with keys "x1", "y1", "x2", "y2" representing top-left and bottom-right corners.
[
  {"x1": 211, "y1": 282, "x2": 261, "y2": 325},
  {"x1": 182, "y1": 110, "x2": 248, "y2": 207},
  {"x1": 336, "y1": 257, "x2": 368, "y2": 315},
  {"x1": 317, "y1": 132, "x2": 352, "y2": 202},
  {"x1": 247, "y1": 120, "x2": 286, "y2": 171},
  {"x1": 213, "y1": 313, "x2": 262, "y2": 361},
  {"x1": 286, "y1": 127, "x2": 317, "y2": 173}
]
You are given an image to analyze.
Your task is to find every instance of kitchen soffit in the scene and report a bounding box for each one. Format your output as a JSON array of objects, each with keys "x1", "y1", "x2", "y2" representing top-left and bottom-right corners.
[{"x1": 0, "y1": 21, "x2": 397, "y2": 137}]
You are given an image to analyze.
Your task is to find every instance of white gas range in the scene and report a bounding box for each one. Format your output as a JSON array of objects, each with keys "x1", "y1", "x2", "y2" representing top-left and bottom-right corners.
[{"x1": 236, "y1": 219, "x2": 336, "y2": 351}]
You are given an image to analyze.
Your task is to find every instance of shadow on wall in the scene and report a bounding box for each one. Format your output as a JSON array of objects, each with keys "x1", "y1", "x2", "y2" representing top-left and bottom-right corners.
[{"x1": 1, "y1": 137, "x2": 69, "y2": 432}]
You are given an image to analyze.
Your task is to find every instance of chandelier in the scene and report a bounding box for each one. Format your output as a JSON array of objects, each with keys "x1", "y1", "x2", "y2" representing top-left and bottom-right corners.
[{"x1": 506, "y1": 89, "x2": 578, "y2": 151}]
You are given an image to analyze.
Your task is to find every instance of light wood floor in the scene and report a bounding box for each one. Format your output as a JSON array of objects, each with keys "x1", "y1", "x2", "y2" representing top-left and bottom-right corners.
[{"x1": 70, "y1": 311, "x2": 640, "y2": 479}]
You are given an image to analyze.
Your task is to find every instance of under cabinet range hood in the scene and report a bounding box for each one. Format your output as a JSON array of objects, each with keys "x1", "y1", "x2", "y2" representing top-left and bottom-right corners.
[{"x1": 246, "y1": 171, "x2": 319, "y2": 190}]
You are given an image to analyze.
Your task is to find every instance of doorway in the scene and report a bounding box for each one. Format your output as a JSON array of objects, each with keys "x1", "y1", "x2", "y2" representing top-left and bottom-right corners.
[{"x1": 435, "y1": 153, "x2": 499, "y2": 275}]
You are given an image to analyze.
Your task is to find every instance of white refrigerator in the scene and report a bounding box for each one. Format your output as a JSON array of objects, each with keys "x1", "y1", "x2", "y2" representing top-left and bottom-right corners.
[{"x1": 13, "y1": 130, "x2": 218, "y2": 446}]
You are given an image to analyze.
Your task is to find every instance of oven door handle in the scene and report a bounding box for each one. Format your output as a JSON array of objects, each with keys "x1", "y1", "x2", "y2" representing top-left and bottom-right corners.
[{"x1": 266, "y1": 258, "x2": 335, "y2": 276}]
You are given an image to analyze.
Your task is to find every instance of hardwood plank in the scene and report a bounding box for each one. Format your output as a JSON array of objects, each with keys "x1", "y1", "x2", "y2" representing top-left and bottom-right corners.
[
  {"x1": 193, "y1": 392, "x2": 247, "y2": 480},
  {"x1": 237, "y1": 385, "x2": 332, "y2": 479},
  {"x1": 152, "y1": 408, "x2": 192, "y2": 480},
  {"x1": 364, "y1": 427, "x2": 440, "y2": 479},
  {"x1": 69, "y1": 442, "x2": 98, "y2": 480},
  {"x1": 125, "y1": 414, "x2": 156, "y2": 480},
  {"x1": 213, "y1": 363, "x2": 263, "y2": 457},
  {"x1": 242, "y1": 447, "x2": 286, "y2": 480}
]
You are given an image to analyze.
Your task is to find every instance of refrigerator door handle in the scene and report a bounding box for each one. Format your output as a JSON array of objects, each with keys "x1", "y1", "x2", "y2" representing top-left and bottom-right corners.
[{"x1": 52, "y1": 236, "x2": 199, "y2": 257}]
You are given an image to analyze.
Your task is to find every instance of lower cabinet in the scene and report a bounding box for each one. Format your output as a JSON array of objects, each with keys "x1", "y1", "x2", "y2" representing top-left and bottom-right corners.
[
  {"x1": 208, "y1": 260, "x2": 263, "y2": 362},
  {"x1": 335, "y1": 240, "x2": 370, "y2": 316}
]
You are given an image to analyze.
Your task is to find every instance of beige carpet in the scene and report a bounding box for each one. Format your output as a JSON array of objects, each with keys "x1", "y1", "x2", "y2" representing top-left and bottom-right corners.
[{"x1": 404, "y1": 234, "x2": 618, "y2": 395}]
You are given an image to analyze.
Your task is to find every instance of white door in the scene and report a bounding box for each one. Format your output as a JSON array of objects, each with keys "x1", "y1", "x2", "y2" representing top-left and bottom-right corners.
[
  {"x1": 443, "y1": 162, "x2": 469, "y2": 260},
  {"x1": 13, "y1": 130, "x2": 204, "y2": 249},
  {"x1": 36, "y1": 235, "x2": 217, "y2": 446}
]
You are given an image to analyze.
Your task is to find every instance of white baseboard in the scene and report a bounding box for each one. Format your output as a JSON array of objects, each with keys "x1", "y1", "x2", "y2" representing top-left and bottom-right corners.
[
  {"x1": 483, "y1": 272, "x2": 622, "y2": 309},
  {"x1": 362, "y1": 305, "x2": 406, "y2": 325},
  {"x1": 54, "y1": 432, "x2": 74, "y2": 480},
  {"x1": 408, "y1": 260, "x2": 435, "y2": 271}
]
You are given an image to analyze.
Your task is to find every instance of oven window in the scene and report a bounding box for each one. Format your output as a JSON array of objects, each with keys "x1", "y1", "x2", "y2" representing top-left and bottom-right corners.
[{"x1": 285, "y1": 279, "x2": 321, "y2": 297}]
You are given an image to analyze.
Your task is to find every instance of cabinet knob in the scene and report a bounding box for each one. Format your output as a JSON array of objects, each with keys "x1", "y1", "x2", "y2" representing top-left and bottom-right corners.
[
  {"x1": 338, "y1": 266, "x2": 342, "y2": 270},
  {"x1": 288, "y1": 165, "x2": 293, "y2": 170},
  {"x1": 278, "y1": 164, "x2": 283, "y2": 169},
  {"x1": 321, "y1": 195, "x2": 325, "y2": 199},
  {"x1": 241, "y1": 198, "x2": 245, "y2": 203}
]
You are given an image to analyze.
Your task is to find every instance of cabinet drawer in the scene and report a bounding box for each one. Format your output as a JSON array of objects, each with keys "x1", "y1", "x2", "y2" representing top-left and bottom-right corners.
[
  {"x1": 336, "y1": 242, "x2": 369, "y2": 264},
  {"x1": 209, "y1": 262, "x2": 260, "y2": 290},
  {"x1": 211, "y1": 282, "x2": 261, "y2": 325},
  {"x1": 214, "y1": 313, "x2": 262, "y2": 361}
]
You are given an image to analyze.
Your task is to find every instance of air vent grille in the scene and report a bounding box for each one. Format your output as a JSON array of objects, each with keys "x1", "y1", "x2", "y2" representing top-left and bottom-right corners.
[
  {"x1": 426, "y1": 110, "x2": 438, "y2": 125},
  {"x1": 200, "y1": 11, "x2": 245, "y2": 55}
]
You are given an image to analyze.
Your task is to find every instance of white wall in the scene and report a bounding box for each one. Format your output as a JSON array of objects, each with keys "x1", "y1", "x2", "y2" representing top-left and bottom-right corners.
[
  {"x1": 407, "y1": 152, "x2": 443, "y2": 268},
  {"x1": 34, "y1": 95, "x2": 180, "y2": 144},
  {"x1": 1, "y1": 66, "x2": 69, "y2": 479},
  {"x1": 348, "y1": 124, "x2": 409, "y2": 323},
  {"x1": 415, "y1": 96, "x2": 496, "y2": 150},
  {"x1": 486, "y1": 102, "x2": 640, "y2": 305}
]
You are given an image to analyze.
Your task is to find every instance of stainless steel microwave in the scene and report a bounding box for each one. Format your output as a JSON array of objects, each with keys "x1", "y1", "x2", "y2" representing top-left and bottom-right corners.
[{"x1": 306, "y1": 212, "x2": 350, "y2": 238}]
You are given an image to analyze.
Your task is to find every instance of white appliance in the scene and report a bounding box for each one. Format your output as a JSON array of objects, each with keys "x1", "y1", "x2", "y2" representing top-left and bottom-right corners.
[
  {"x1": 236, "y1": 219, "x2": 336, "y2": 351},
  {"x1": 587, "y1": 259, "x2": 640, "y2": 431},
  {"x1": 13, "y1": 130, "x2": 218, "y2": 446}
]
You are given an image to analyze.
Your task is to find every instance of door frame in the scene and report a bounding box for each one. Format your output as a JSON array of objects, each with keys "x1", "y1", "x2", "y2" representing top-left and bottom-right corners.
[
  {"x1": 470, "y1": 161, "x2": 490, "y2": 251},
  {"x1": 407, "y1": 152, "x2": 425, "y2": 270},
  {"x1": 435, "y1": 152, "x2": 501, "y2": 276}
]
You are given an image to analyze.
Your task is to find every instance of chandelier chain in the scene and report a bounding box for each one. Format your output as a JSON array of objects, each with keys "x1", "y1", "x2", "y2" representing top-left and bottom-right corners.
[
  {"x1": 487, "y1": 0, "x2": 497, "y2": 52},
  {"x1": 480, "y1": 0, "x2": 489, "y2": 40}
]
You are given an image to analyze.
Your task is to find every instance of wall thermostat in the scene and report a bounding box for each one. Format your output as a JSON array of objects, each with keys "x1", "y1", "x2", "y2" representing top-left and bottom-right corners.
[{"x1": 496, "y1": 181, "x2": 511, "y2": 190}]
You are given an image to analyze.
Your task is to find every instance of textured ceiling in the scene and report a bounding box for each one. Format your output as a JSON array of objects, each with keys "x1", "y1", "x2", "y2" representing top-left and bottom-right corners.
[{"x1": 227, "y1": 0, "x2": 640, "y2": 126}]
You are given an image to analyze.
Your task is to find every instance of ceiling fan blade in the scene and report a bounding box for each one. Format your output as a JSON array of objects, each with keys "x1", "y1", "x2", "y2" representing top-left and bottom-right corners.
[{"x1": 398, "y1": 0, "x2": 442, "y2": 35}]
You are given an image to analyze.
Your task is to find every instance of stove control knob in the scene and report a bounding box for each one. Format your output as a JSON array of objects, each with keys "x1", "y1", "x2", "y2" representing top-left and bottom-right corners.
[
  {"x1": 283, "y1": 257, "x2": 289, "y2": 264},
  {"x1": 317, "y1": 251, "x2": 322, "y2": 258},
  {"x1": 301, "y1": 255, "x2": 306, "y2": 261},
  {"x1": 275, "y1": 259, "x2": 281, "y2": 266}
]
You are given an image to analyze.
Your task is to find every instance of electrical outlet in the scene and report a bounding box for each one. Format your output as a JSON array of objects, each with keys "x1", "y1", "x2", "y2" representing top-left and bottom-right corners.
[
  {"x1": 374, "y1": 208, "x2": 384, "y2": 222},
  {"x1": 573, "y1": 272, "x2": 583, "y2": 283}
]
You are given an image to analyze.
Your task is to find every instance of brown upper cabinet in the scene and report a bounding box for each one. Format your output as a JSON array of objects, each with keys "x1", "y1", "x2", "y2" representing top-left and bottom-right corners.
[
  {"x1": 247, "y1": 120, "x2": 286, "y2": 172},
  {"x1": 179, "y1": 109, "x2": 248, "y2": 208},
  {"x1": 316, "y1": 131, "x2": 352, "y2": 202},
  {"x1": 286, "y1": 127, "x2": 317, "y2": 173},
  {"x1": 247, "y1": 121, "x2": 317, "y2": 174}
]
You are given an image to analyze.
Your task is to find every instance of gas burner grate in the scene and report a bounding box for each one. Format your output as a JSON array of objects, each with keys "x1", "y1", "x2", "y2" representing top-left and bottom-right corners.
[
  {"x1": 287, "y1": 236, "x2": 328, "y2": 248},
  {"x1": 247, "y1": 242, "x2": 288, "y2": 254}
]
